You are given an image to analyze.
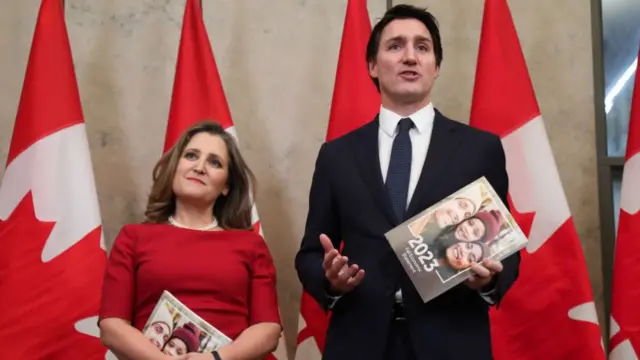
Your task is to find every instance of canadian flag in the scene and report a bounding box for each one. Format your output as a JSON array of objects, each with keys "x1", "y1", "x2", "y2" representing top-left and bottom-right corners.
[
  {"x1": 163, "y1": 1, "x2": 288, "y2": 358},
  {"x1": 609, "y1": 45, "x2": 640, "y2": 360},
  {"x1": 294, "y1": 0, "x2": 380, "y2": 358},
  {"x1": 469, "y1": 0, "x2": 606, "y2": 359},
  {"x1": 0, "y1": 0, "x2": 110, "y2": 358}
]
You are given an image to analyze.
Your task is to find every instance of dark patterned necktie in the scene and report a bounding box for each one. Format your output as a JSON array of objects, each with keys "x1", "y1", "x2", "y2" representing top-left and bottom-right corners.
[{"x1": 385, "y1": 117, "x2": 414, "y2": 222}]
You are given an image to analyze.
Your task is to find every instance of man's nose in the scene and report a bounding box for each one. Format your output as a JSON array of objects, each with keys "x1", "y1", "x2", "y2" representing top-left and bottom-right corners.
[{"x1": 402, "y1": 46, "x2": 417, "y2": 63}]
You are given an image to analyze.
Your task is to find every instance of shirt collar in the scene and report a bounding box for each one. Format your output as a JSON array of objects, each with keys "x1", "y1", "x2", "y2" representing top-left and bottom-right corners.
[{"x1": 379, "y1": 103, "x2": 435, "y2": 137}]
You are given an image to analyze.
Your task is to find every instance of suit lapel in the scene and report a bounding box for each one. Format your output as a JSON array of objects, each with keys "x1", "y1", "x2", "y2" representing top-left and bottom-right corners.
[
  {"x1": 352, "y1": 116, "x2": 399, "y2": 226},
  {"x1": 406, "y1": 109, "x2": 459, "y2": 217}
]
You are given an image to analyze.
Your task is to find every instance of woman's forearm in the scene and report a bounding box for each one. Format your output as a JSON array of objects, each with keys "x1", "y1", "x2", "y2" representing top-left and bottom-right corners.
[
  {"x1": 216, "y1": 322, "x2": 282, "y2": 360},
  {"x1": 99, "y1": 318, "x2": 168, "y2": 360}
]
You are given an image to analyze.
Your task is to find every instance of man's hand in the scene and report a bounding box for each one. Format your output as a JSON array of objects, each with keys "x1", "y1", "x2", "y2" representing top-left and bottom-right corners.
[
  {"x1": 465, "y1": 258, "x2": 503, "y2": 290},
  {"x1": 320, "y1": 234, "x2": 365, "y2": 294}
]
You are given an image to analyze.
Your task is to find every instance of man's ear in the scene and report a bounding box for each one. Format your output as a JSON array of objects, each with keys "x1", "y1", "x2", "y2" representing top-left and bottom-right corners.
[{"x1": 368, "y1": 59, "x2": 378, "y2": 79}]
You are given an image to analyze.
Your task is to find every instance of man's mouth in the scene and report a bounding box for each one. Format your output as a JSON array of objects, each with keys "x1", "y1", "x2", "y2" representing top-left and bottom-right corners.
[{"x1": 399, "y1": 70, "x2": 419, "y2": 80}]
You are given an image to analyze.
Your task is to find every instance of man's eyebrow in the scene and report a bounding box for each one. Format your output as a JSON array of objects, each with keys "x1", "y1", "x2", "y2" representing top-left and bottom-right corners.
[
  {"x1": 414, "y1": 35, "x2": 432, "y2": 43},
  {"x1": 384, "y1": 35, "x2": 432, "y2": 43},
  {"x1": 384, "y1": 35, "x2": 405, "y2": 43}
]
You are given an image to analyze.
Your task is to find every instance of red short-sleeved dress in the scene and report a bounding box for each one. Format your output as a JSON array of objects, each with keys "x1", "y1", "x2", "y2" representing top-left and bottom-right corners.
[{"x1": 98, "y1": 223, "x2": 281, "y2": 340}]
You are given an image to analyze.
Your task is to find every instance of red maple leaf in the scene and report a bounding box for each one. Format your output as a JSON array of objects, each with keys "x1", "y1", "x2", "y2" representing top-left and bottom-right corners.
[
  {"x1": 491, "y1": 217, "x2": 604, "y2": 359},
  {"x1": 297, "y1": 291, "x2": 331, "y2": 352},
  {"x1": 0, "y1": 192, "x2": 107, "y2": 358}
]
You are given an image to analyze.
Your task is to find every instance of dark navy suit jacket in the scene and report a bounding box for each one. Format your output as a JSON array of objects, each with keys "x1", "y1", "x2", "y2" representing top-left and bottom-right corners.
[{"x1": 295, "y1": 110, "x2": 521, "y2": 360}]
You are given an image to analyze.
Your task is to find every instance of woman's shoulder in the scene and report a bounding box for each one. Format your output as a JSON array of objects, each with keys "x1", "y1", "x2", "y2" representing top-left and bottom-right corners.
[
  {"x1": 118, "y1": 221, "x2": 165, "y2": 232},
  {"x1": 221, "y1": 229, "x2": 272, "y2": 251},
  {"x1": 221, "y1": 229, "x2": 264, "y2": 242}
]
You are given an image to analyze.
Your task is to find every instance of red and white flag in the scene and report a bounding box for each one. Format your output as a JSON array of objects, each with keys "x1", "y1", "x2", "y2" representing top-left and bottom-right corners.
[
  {"x1": 469, "y1": 0, "x2": 606, "y2": 359},
  {"x1": 0, "y1": 0, "x2": 109, "y2": 358},
  {"x1": 609, "y1": 45, "x2": 640, "y2": 360},
  {"x1": 164, "y1": 1, "x2": 287, "y2": 358},
  {"x1": 294, "y1": 0, "x2": 380, "y2": 358}
]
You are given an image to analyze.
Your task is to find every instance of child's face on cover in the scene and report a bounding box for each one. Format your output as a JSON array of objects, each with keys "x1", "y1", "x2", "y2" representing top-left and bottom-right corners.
[
  {"x1": 445, "y1": 242, "x2": 483, "y2": 270},
  {"x1": 163, "y1": 338, "x2": 188, "y2": 356},
  {"x1": 454, "y1": 217, "x2": 486, "y2": 242}
]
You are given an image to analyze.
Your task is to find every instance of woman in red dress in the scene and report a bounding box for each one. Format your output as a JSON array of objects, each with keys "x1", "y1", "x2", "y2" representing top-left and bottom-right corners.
[{"x1": 98, "y1": 121, "x2": 282, "y2": 360}]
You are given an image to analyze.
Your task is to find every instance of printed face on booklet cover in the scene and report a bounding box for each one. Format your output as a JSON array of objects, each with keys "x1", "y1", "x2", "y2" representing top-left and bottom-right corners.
[
  {"x1": 407, "y1": 185, "x2": 516, "y2": 283},
  {"x1": 143, "y1": 301, "x2": 203, "y2": 354}
]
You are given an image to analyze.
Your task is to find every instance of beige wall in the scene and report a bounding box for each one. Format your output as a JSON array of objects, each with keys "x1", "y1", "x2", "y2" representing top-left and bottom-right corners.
[{"x1": 0, "y1": 0, "x2": 602, "y2": 357}]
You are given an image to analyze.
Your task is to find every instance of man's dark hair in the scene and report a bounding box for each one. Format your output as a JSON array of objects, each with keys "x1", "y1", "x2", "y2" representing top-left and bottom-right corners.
[{"x1": 366, "y1": 4, "x2": 443, "y2": 90}]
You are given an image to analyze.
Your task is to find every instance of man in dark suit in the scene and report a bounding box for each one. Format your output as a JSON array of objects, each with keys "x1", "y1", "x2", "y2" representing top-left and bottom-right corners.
[{"x1": 295, "y1": 4, "x2": 520, "y2": 360}]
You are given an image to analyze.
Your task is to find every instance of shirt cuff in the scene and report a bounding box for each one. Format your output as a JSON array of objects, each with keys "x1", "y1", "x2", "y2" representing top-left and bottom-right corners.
[
  {"x1": 325, "y1": 292, "x2": 343, "y2": 310},
  {"x1": 478, "y1": 287, "x2": 496, "y2": 305}
]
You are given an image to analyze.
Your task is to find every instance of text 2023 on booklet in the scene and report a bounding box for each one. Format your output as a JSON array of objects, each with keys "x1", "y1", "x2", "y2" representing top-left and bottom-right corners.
[{"x1": 384, "y1": 176, "x2": 528, "y2": 303}]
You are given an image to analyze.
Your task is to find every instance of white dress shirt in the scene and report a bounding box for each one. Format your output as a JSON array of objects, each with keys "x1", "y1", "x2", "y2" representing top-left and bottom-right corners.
[
  {"x1": 378, "y1": 104, "x2": 495, "y2": 305},
  {"x1": 378, "y1": 103, "x2": 435, "y2": 205}
]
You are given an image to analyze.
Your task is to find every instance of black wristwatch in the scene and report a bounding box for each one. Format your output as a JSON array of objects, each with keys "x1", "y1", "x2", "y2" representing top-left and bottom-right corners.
[{"x1": 212, "y1": 350, "x2": 222, "y2": 360}]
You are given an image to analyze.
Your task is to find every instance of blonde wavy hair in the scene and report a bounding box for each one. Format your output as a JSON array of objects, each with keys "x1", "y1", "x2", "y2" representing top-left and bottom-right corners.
[{"x1": 144, "y1": 120, "x2": 256, "y2": 230}]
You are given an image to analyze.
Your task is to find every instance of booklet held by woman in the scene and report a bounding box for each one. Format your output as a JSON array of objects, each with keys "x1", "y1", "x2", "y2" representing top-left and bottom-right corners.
[
  {"x1": 385, "y1": 176, "x2": 528, "y2": 303},
  {"x1": 142, "y1": 290, "x2": 232, "y2": 356}
]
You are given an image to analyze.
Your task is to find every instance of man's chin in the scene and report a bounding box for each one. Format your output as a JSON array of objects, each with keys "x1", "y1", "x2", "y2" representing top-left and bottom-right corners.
[
  {"x1": 380, "y1": 83, "x2": 425, "y2": 100},
  {"x1": 396, "y1": 84, "x2": 425, "y2": 93}
]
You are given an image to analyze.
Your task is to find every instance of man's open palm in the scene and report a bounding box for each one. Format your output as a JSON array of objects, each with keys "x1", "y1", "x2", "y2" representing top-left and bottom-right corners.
[{"x1": 320, "y1": 234, "x2": 365, "y2": 294}]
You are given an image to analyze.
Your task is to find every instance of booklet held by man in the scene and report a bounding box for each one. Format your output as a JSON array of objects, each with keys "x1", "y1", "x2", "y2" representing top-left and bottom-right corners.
[
  {"x1": 385, "y1": 176, "x2": 528, "y2": 303},
  {"x1": 142, "y1": 290, "x2": 232, "y2": 355}
]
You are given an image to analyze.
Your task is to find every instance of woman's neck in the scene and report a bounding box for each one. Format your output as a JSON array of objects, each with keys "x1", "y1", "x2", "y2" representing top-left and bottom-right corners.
[{"x1": 172, "y1": 201, "x2": 216, "y2": 229}]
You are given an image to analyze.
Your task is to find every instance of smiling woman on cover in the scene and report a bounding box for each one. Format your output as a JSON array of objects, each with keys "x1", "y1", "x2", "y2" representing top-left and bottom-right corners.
[{"x1": 98, "y1": 121, "x2": 282, "y2": 360}]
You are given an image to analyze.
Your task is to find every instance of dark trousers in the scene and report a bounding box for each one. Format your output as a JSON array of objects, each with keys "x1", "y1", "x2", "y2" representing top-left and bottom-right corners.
[{"x1": 383, "y1": 303, "x2": 418, "y2": 360}]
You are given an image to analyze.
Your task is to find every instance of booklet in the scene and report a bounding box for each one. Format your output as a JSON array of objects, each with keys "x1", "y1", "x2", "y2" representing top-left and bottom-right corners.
[
  {"x1": 385, "y1": 176, "x2": 528, "y2": 303},
  {"x1": 142, "y1": 290, "x2": 232, "y2": 356}
]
